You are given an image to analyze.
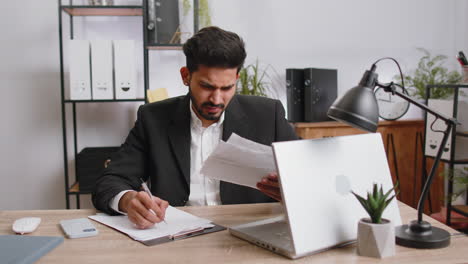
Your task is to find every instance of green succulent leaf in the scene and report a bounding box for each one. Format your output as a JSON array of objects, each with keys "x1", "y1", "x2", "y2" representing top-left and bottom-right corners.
[
  {"x1": 383, "y1": 181, "x2": 399, "y2": 200},
  {"x1": 352, "y1": 182, "x2": 399, "y2": 224},
  {"x1": 352, "y1": 191, "x2": 372, "y2": 216},
  {"x1": 384, "y1": 194, "x2": 396, "y2": 209},
  {"x1": 368, "y1": 192, "x2": 378, "y2": 211}
]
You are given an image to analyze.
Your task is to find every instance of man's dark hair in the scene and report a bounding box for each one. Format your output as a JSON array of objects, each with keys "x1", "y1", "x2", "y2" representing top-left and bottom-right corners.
[{"x1": 183, "y1": 26, "x2": 246, "y2": 73}]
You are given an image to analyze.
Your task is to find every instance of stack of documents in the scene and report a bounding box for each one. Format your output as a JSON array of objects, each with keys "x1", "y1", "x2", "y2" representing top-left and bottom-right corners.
[
  {"x1": 89, "y1": 206, "x2": 214, "y2": 242},
  {"x1": 201, "y1": 133, "x2": 275, "y2": 188}
]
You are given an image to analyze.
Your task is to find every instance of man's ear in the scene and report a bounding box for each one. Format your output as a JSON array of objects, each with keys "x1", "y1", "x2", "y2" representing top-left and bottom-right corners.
[{"x1": 180, "y1": 67, "x2": 190, "y2": 86}]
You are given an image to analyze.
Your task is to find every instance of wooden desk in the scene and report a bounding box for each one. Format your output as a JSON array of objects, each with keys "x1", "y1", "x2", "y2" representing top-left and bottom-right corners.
[{"x1": 1, "y1": 203, "x2": 467, "y2": 263}]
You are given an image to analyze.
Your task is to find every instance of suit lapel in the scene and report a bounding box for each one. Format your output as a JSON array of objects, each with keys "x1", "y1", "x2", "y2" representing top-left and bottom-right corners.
[
  {"x1": 167, "y1": 95, "x2": 250, "y2": 188},
  {"x1": 223, "y1": 95, "x2": 251, "y2": 141},
  {"x1": 168, "y1": 95, "x2": 191, "y2": 186}
]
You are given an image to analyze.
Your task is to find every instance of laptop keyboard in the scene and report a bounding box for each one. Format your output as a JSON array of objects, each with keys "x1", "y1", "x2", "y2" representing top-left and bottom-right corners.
[{"x1": 239, "y1": 221, "x2": 293, "y2": 252}]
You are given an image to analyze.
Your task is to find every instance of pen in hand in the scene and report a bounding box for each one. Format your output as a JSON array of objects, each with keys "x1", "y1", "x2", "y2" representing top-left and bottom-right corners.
[{"x1": 140, "y1": 178, "x2": 167, "y2": 224}]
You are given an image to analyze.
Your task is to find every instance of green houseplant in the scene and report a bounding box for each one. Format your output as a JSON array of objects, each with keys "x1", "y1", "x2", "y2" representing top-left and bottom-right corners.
[
  {"x1": 395, "y1": 48, "x2": 462, "y2": 100},
  {"x1": 352, "y1": 183, "x2": 399, "y2": 258},
  {"x1": 444, "y1": 167, "x2": 468, "y2": 202},
  {"x1": 237, "y1": 60, "x2": 274, "y2": 97},
  {"x1": 183, "y1": 0, "x2": 212, "y2": 27},
  {"x1": 168, "y1": 0, "x2": 211, "y2": 44}
]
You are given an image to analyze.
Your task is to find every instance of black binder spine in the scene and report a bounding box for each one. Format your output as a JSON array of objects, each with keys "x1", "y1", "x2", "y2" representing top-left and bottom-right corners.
[
  {"x1": 304, "y1": 68, "x2": 337, "y2": 122},
  {"x1": 286, "y1": 68, "x2": 305, "y2": 122}
]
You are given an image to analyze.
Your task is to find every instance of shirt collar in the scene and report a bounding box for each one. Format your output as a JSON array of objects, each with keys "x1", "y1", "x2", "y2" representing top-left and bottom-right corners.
[{"x1": 189, "y1": 100, "x2": 225, "y2": 130}]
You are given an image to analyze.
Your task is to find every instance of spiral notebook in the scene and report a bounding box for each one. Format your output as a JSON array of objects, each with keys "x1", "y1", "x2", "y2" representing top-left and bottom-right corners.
[{"x1": 89, "y1": 206, "x2": 225, "y2": 246}]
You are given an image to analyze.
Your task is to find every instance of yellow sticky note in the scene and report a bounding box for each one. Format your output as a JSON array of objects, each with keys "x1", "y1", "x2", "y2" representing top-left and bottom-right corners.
[{"x1": 147, "y1": 88, "x2": 169, "y2": 103}]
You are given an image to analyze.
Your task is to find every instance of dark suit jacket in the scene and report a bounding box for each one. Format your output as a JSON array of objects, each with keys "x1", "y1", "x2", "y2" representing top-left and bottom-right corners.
[{"x1": 92, "y1": 94, "x2": 298, "y2": 215}]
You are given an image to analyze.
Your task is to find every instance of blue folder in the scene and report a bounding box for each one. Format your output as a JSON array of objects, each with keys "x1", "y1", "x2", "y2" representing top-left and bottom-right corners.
[{"x1": 0, "y1": 235, "x2": 64, "y2": 264}]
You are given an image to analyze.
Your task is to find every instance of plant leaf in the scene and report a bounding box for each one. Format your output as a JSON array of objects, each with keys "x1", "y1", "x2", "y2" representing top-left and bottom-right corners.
[
  {"x1": 393, "y1": 48, "x2": 460, "y2": 99},
  {"x1": 352, "y1": 191, "x2": 372, "y2": 216},
  {"x1": 352, "y1": 182, "x2": 399, "y2": 224}
]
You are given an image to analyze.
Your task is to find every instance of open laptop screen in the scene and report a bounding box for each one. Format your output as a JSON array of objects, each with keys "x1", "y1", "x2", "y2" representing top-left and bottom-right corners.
[{"x1": 272, "y1": 133, "x2": 401, "y2": 256}]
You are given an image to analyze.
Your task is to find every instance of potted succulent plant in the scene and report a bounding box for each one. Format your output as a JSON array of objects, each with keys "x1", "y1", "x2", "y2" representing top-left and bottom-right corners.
[{"x1": 352, "y1": 183, "x2": 399, "y2": 258}]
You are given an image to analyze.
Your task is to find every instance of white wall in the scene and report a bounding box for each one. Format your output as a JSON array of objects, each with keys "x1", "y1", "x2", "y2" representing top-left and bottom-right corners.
[
  {"x1": 1, "y1": 1, "x2": 64, "y2": 210},
  {"x1": 1, "y1": 0, "x2": 467, "y2": 210},
  {"x1": 209, "y1": 0, "x2": 468, "y2": 118}
]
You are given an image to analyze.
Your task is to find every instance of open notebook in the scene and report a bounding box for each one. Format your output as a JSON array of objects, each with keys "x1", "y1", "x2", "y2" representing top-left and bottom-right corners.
[{"x1": 89, "y1": 206, "x2": 225, "y2": 246}]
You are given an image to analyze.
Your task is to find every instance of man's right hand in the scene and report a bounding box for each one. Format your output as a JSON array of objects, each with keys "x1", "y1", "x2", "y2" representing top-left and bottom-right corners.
[{"x1": 119, "y1": 191, "x2": 169, "y2": 229}]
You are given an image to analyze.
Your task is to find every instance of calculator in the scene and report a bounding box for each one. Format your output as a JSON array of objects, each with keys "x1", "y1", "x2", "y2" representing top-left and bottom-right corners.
[{"x1": 60, "y1": 218, "x2": 99, "y2": 239}]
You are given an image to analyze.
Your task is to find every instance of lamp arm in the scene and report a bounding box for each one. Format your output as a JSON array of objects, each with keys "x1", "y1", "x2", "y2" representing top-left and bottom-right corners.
[
  {"x1": 378, "y1": 82, "x2": 456, "y2": 124},
  {"x1": 378, "y1": 82, "x2": 459, "y2": 222},
  {"x1": 415, "y1": 122, "x2": 453, "y2": 222}
]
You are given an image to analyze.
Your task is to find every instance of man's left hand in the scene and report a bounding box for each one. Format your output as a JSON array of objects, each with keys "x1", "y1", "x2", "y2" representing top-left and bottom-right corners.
[{"x1": 257, "y1": 172, "x2": 282, "y2": 201}]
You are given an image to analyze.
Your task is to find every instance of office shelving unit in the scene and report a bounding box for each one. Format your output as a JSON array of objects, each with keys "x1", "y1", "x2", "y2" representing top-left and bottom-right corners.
[
  {"x1": 58, "y1": 0, "x2": 199, "y2": 209},
  {"x1": 423, "y1": 84, "x2": 468, "y2": 226}
]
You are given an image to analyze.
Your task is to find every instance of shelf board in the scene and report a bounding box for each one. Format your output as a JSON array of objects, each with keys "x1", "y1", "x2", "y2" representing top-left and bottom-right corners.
[
  {"x1": 62, "y1": 5, "x2": 142, "y2": 16},
  {"x1": 68, "y1": 182, "x2": 94, "y2": 195},
  {"x1": 451, "y1": 206, "x2": 468, "y2": 220},
  {"x1": 64, "y1": 98, "x2": 145, "y2": 103},
  {"x1": 456, "y1": 131, "x2": 468, "y2": 137},
  {"x1": 425, "y1": 155, "x2": 468, "y2": 164},
  {"x1": 426, "y1": 84, "x2": 468, "y2": 88},
  {"x1": 147, "y1": 45, "x2": 183, "y2": 50},
  {"x1": 294, "y1": 119, "x2": 424, "y2": 128},
  {"x1": 439, "y1": 158, "x2": 468, "y2": 164}
]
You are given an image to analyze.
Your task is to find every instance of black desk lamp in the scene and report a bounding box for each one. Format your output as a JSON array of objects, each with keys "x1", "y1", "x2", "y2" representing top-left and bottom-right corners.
[{"x1": 327, "y1": 57, "x2": 458, "y2": 249}]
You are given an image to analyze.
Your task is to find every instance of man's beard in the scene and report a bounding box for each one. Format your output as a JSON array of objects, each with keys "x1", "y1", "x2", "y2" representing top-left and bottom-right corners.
[{"x1": 189, "y1": 87, "x2": 225, "y2": 121}]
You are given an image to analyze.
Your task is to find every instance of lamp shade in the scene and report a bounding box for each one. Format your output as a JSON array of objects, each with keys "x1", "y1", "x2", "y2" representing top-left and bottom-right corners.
[{"x1": 327, "y1": 69, "x2": 379, "y2": 133}]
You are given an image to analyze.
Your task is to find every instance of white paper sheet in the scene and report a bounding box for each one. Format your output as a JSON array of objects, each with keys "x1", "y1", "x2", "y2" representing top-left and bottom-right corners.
[
  {"x1": 201, "y1": 133, "x2": 275, "y2": 189},
  {"x1": 89, "y1": 206, "x2": 213, "y2": 241}
]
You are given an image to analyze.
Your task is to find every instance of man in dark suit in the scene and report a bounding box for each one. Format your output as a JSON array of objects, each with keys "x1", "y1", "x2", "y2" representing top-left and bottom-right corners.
[{"x1": 92, "y1": 26, "x2": 298, "y2": 229}]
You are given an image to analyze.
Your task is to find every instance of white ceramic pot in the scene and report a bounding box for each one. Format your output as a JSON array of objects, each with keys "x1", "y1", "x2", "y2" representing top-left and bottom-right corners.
[{"x1": 357, "y1": 218, "x2": 395, "y2": 258}]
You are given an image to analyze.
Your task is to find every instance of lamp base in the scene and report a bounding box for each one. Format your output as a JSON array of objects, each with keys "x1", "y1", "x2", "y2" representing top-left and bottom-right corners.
[{"x1": 395, "y1": 220, "x2": 450, "y2": 249}]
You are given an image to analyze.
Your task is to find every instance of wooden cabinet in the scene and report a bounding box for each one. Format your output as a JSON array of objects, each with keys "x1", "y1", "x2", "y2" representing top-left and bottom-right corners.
[{"x1": 293, "y1": 120, "x2": 443, "y2": 214}]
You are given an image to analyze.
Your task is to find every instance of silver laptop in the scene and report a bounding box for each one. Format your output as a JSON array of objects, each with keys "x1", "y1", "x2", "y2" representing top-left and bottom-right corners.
[{"x1": 229, "y1": 133, "x2": 402, "y2": 259}]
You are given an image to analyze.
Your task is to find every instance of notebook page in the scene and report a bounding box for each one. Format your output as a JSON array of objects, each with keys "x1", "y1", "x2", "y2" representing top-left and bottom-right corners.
[{"x1": 89, "y1": 206, "x2": 213, "y2": 241}]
